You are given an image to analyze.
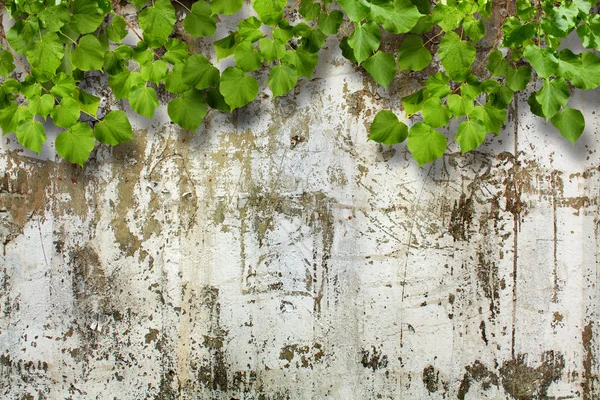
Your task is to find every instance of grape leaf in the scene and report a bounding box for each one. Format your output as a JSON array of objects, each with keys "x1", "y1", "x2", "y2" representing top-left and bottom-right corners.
[
  {"x1": 71, "y1": 0, "x2": 104, "y2": 34},
  {"x1": 407, "y1": 122, "x2": 447, "y2": 166},
  {"x1": 214, "y1": 33, "x2": 240, "y2": 59},
  {"x1": 50, "y1": 73, "x2": 77, "y2": 98},
  {"x1": 182, "y1": 54, "x2": 220, "y2": 89},
  {"x1": 318, "y1": 11, "x2": 344, "y2": 35},
  {"x1": 397, "y1": 35, "x2": 431, "y2": 72},
  {"x1": 369, "y1": 110, "x2": 408, "y2": 145},
  {"x1": 260, "y1": 38, "x2": 286, "y2": 62},
  {"x1": 0, "y1": 51, "x2": 15, "y2": 77},
  {"x1": 438, "y1": 31, "x2": 476, "y2": 81},
  {"x1": 238, "y1": 17, "x2": 264, "y2": 43},
  {"x1": 523, "y1": 45, "x2": 558, "y2": 79},
  {"x1": 283, "y1": 48, "x2": 319, "y2": 78},
  {"x1": 94, "y1": 110, "x2": 133, "y2": 145},
  {"x1": 348, "y1": 21, "x2": 381, "y2": 64},
  {"x1": 75, "y1": 89, "x2": 100, "y2": 116},
  {"x1": 577, "y1": 14, "x2": 600, "y2": 51},
  {"x1": 0, "y1": 105, "x2": 32, "y2": 133},
  {"x1": 432, "y1": 3, "x2": 464, "y2": 31},
  {"x1": 455, "y1": 119, "x2": 486, "y2": 153},
  {"x1": 138, "y1": 0, "x2": 177, "y2": 46},
  {"x1": 268, "y1": 64, "x2": 298, "y2": 97},
  {"x1": 487, "y1": 50, "x2": 508, "y2": 77},
  {"x1": 109, "y1": 71, "x2": 145, "y2": 99},
  {"x1": 30, "y1": 94, "x2": 55, "y2": 119},
  {"x1": 38, "y1": 4, "x2": 70, "y2": 32},
  {"x1": 559, "y1": 50, "x2": 600, "y2": 90},
  {"x1": 164, "y1": 64, "x2": 189, "y2": 94},
  {"x1": 502, "y1": 17, "x2": 536, "y2": 48},
  {"x1": 253, "y1": 0, "x2": 287, "y2": 25},
  {"x1": 72, "y1": 35, "x2": 105, "y2": 71},
  {"x1": 168, "y1": 89, "x2": 208, "y2": 131},
  {"x1": 211, "y1": 0, "x2": 243, "y2": 15},
  {"x1": 26, "y1": 31, "x2": 64, "y2": 79},
  {"x1": 106, "y1": 16, "x2": 128, "y2": 43},
  {"x1": 506, "y1": 66, "x2": 532, "y2": 91},
  {"x1": 402, "y1": 88, "x2": 428, "y2": 115},
  {"x1": 219, "y1": 67, "x2": 259, "y2": 110},
  {"x1": 294, "y1": 24, "x2": 326, "y2": 53},
  {"x1": 426, "y1": 72, "x2": 451, "y2": 98},
  {"x1": 16, "y1": 120, "x2": 46, "y2": 153},
  {"x1": 472, "y1": 104, "x2": 506, "y2": 134},
  {"x1": 463, "y1": 15, "x2": 485, "y2": 43},
  {"x1": 300, "y1": 0, "x2": 321, "y2": 20},
  {"x1": 129, "y1": 85, "x2": 159, "y2": 119},
  {"x1": 184, "y1": 1, "x2": 217, "y2": 37},
  {"x1": 51, "y1": 97, "x2": 81, "y2": 128},
  {"x1": 551, "y1": 107, "x2": 584, "y2": 144},
  {"x1": 535, "y1": 77, "x2": 569, "y2": 119},
  {"x1": 163, "y1": 39, "x2": 189, "y2": 65},
  {"x1": 337, "y1": 0, "x2": 370, "y2": 21},
  {"x1": 369, "y1": 0, "x2": 423, "y2": 34},
  {"x1": 235, "y1": 42, "x2": 264, "y2": 72},
  {"x1": 55, "y1": 122, "x2": 95, "y2": 167},
  {"x1": 206, "y1": 88, "x2": 230, "y2": 112},
  {"x1": 141, "y1": 60, "x2": 167, "y2": 83},
  {"x1": 422, "y1": 97, "x2": 450, "y2": 128},
  {"x1": 363, "y1": 51, "x2": 396, "y2": 88},
  {"x1": 447, "y1": 94, "x2": 474, "y2": 117}
]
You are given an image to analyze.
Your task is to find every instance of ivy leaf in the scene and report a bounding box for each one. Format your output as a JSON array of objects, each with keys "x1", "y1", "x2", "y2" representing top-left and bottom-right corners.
[
  {"x1": 523, "y1": 45, "x2": 558, "y2": 79},
  {"x1": 219, "y1": 67, "x2": 259, "y2": 110},
  {"x1": 72, "y1": 35, "x2": 105, "y2": 71},
  {"x1": 163, "y1": 39, "x2": 189, "y2": 65},
  {"x1": 182, "y1": 54, "x2": 220, "y2": 89},
  {"x1": 259, "y1": 38, "x2": 286, "y2": 62},
  {"x1": 397, "y1": 35, "x2": 431, "y2": 72},
  {"x1": 51, "y1": 97, "x2": 81, "y2": 128},
  {"x1": 447, "y1": 94, "x2": 474, "y2": 117},
  {"x1": 16, "y1": 120, "x2": 46, "y2": 153},
  {"x1": 337, "y1": 0, "x2": 370, "y2": 22},
  {"x1": 363, "y1": 51, "x2": 396, "y2": 88},
  {"x1": 168, "y1": 89, "x2": 208, "y2": 131},
  {"x1": 535, "y1": 77, "x2": 569, "y2": 119},
  {"x1": 38, "y1": 5, "x2": 70, "y2": 32},
  {"x1": 502, "y1": 17, "x2": 536, "y2": 48},
  {"x1": 211, "y1": 0, "x2": 243, "y2": 15},
  {"x1": 472, "y1": 104, "x2": 506, "y2": 134},
  {"x1": 106, "y1": 16, "x2": 128, "y2": 43},
  {"x1": 234, "y1": 42, "x2": 264, "y2": 72},
  {"x1": 369, "y1": 110, "x2": 408, "y2": 145},
  {"x1": 0, "y1": 51, "x2": 15, "y2": 77},
  {"x1": 369, "y1": 0, "x2": 423, "y2": 34},
  {"x1": 30, "y1": 94, "x2": 55, "y2": 119},
  {"x1": 407, "y1": 122, "x2": 447, "y2": 167},
  {"x1": 55, "y1": 122, "x2": 95, "y2": 167},
  {"x1": 71, "y1": 0, "x2": 104, "y2": 34},
  {"x1": 506, "y1": 66, "x2": 532, "y2": 91},
  {"x1": 487, "y1": 50, "x2": 508, "y2": 77},
  {"x1": 141, "y1": 60, "x2": 167, "y2": 83},
  {"x1": 26, "y1": 31, "x2": 64, "y2": 79},
  {"x1": 129, "y1": 85, "x2": 159, "y2": 119},
  {"x1": 551, "y1": 107, "x2": 584, "y2": 144},
  {"x1": 402, "y1": 88, "x2": 428, "y2": 115},
  {"x1": 438, "y1": 31, "x2": 476, "y2": 81},
  {"x1": 268, "y1": 64, "x2": 298, "y2": 97},
  {"x1": 94, "y1": 110, "x2": 133, "y2": 145},
  {"x1": 138, "y1": 0, "x2": 177, "y2": 46},
  {"x1": 318, "y1": 11, "x2": 344, "y2": 35},
  {"x1": 348, "y1": 21, "x2": 381, "y2": 64},
  {"x1": 253, "y1": 0, "x2": 287, "y2": 25},
  {"x1": 577, "y1": 14, "x2": 600, "y2": 51},
  {"x1": 282, "y1": 48, "x2": 319, "y2": 78},
  {"x1": 422, "y1": 97, "x2": 450, "y2": 128},
  {"x1": 184, "y1": 1, "x2": 217, "y2": 37},
  {"x1": 456, "y1": 120, "x2": 487, "y2": 153}
]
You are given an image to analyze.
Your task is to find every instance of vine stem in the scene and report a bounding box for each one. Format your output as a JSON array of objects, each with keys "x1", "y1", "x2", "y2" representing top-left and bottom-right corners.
[
  {"x1": 471, "y1": 0, "x2": 512, "y2": 77},
  {"x1": 0, "y1": 17, "x2": 32, "y2": 76}
]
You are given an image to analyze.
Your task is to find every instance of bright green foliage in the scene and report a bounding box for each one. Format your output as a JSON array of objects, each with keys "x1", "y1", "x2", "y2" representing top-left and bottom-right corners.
[
  {"x1": 219, "y1": 67, "x2": 259, "y2": 110},
  {"x1": 369, "y1": 111, "x2": 408, "y2": 145},
  {"x1": 0, "y1": 0, "x2": 595, "y2": 167},
  {"x1": 94, "y1": 110, "x2": 133, "y2": 145}
]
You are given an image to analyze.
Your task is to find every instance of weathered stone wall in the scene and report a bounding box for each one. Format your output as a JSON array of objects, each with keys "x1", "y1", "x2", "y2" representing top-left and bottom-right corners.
[{"x1": 0, "y1": 7, "x2": 599, "y2": 400}]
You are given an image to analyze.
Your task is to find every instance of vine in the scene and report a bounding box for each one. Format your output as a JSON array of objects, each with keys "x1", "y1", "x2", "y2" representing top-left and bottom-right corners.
[{"x1": 0, "y1": 0, "x2": 598, "y2": 166}]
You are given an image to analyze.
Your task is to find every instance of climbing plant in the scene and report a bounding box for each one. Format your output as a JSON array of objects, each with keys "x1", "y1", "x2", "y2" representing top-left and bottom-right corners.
[{"x1": 0, "y1": 0, "x2": 598, "y2": 166}]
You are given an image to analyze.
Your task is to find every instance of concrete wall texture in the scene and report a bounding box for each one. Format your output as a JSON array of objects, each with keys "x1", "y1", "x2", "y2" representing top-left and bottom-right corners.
[{"x1": 0, "y1": 7, "x2": 599, "y2": 400}]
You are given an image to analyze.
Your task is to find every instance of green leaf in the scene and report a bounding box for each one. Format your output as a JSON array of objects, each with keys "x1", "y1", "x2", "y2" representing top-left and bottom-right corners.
[
  {"x1": 472, "y1": 104, "x2": 506, "y2": 134},
  {"x1": 282, "y1": 48, "x2": 319, "y2": 78},
  {"x1": 535, "y1": 77, "x2": 569, "y2": 119},
  {"x1": 569, "y1": 52, "x2": 600, "y2": 90},
  {"x1": 0, "y1": 51, "x2": 15, "y2": 77},
  {"x1": 260, "y1": 38, "x2": 286, "y2": 62},
  {"x1": 397, "y1": 35, "x2": 431, "y2": 72},
  {"x1": 129, "y1": 85, "x2": 159, "y2": 119},
  {"x1": 369, "y1": 0, "x2": 423, "y2": 34},
  {"x1": 56, "y1": 122, "x2": 95, "y2": 167},
  {"x1": 26, "y1": 31, "x2": 64, "y2": 79},
  {"x1": 219, "y1": 67, "x2": 259, "y2": 110},
  {"x1": 294, "y1": 24, "x2": 326, "y2": 53},
  {"x1": 71, "y1": 0, "x2": 104, "y2": 34},
  {"x1": 239, "y1": 17, "x2": 264, "y2": 43},
  {"x1": 141, "y1": 60, "x2": 167, "y2": 83},
  {"x1": 348, "y1": 21, "x2": 381, "y2": 64},
  {"x1": 184, "y1": 1, "x2": 217, "y2": 37},
  {"x1": 268, "y1": 64, "x2": 298, "y2": 97},
  {"x1": 106, "y1": 16, "x2": 128, "y2": 43},
  {"x1": 30, "y1": 94, "x2": 55, "y2": 119},
  {"x1": 318, "y1": 11, "x2": 344, "y2": 35},
  {"x1": 182, "y1": 54, "x2": 220, "y2": 89},
  {"x1": 337, "y1": 0, "x2": 370, "y2": 21},
  {"x1": 402, "y1": 88, "x2": 428, "y2": 115},
  {"x1": 253, "y1": 0, "x2": 288, "y2": 25},
  {"x1": 527, "y1": 92, "x2": 545, "y2": 118},
  {"x1": 38, "y1": 5, "x2": 70, "y2": 32},
  {"x1": 463, "y1": 15, "x2": 485, "y2": 43},
  {"x1": 109, "y1": 71, "x2": 145, "y2": 99},
  {"x1": 273, "y1": 21, "x2": 294, "y2": 42},
  {"x1": 487, "y1": 50, "x2": 508, "y2": 77},
  {"x1": 206, "y1": 88, "x2": 230, "y2": 112},
  {"x1": 104, "y1": 51, "x2": 126, "y2": 75},
  {"x1": 165, "y1": 64, "x2": 189, "y2": 94},
  {"x1": 438, "y1": 31, "x2": 475, "y2": 81},
  {"x1": 15, "y1": 119, "x2": 46, "y2": 153},
  {"x1": 447, "y1": 94, "x2": 474, "y2": 117},
  {"x1": 506, "y1": 66, "x2": 532, "y2": 91},
  {"x1": 523, "y1": 45, "x2": 558, "y2": 79},
  {"x1": 551, "y1": 107, "x2": 585, "y2": 144},
  {"x1": 234, "y1": 42, "x2": 264, "y2": 72},
  {"x1": 214, "y1": 33, "x2": 240, "y2": 60},
  {"x1": 502, "y1": 17, "x2": 536, "y2": 48},
  {"x1": 164, "y1": 39, "x2": 189, "y2": 65},
  {"x1": 138, "y1": 0, "x2": 177, "y2": 46},
  {"x1": 7, "y1": 18, "x2": 38, "y2": 54},
  {"x1": 300, "y1": 0, "x2": 321, "y2": 20},
  {"x1": 432, "y1": 3, "x2": 464, "y2": 31},
  {"x1": 51, "y1": 73, "x2": 77, "y2": 98},
  {"x1": 72, "y1": 35, "x2": 105, "y2": 71},
  {"x1": 455, "y1": 119, "x2": 486, "y2": 153},
  {"x1": 51, "y1": 97, "x2": 81, "y2": 128},
  {"x1": 211, "y1": 0, "x2": 243, "y2": 15},
  {"x1": 426, "y1": 72, "x2": 451, "y2": 98},
  {"x1": 422, "y1": 97, "x2": 450, "y2": 128},
  {"x1": 0, "y1": 105, "x2": 32, "y2": 133},
  {"x1": 362, "y1": 51, "x2": 396, "y2": 88},
  {"x1": 516, "y1": 0, "x2": 536, "y2": 20},
  {"x1": 168, "y1": 89, "x2": 208, "y2": 131},
  {"x1": 369, "y1": 110, "x2": 408, "y2": 145},
  {"x1": 75, "y1": 89, "x2": 100, "y2": 116},
  {"x1": 407, "y1": 122, "x2": 447, "y2": 166},
  {"x1": 94, "y1": 110, "x2": 133, "y2": 145},
  {"x1": 488, "y1": 85, "x2": 514, "y2": 109},
  {"x1": 577, "y1": 14, "x2": 600, "y2": 51}
]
